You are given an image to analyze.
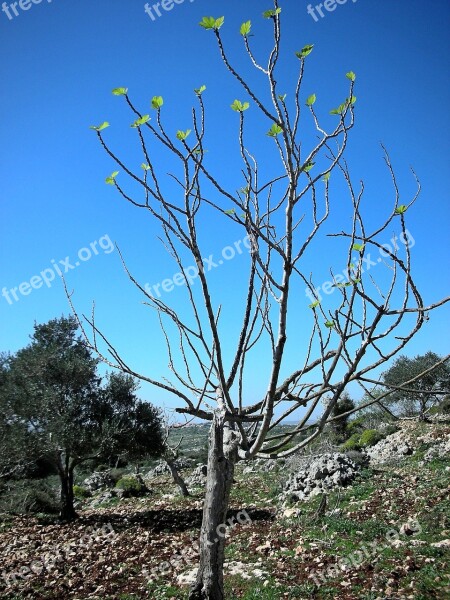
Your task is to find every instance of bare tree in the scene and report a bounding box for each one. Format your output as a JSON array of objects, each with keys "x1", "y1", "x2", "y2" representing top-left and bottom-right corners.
[
  {"x1": 161, "y1": 419, "x2": 190, "y2": 498},
  {"x1": 67, "y1": 3, "x2": 449, "y2": 597}
]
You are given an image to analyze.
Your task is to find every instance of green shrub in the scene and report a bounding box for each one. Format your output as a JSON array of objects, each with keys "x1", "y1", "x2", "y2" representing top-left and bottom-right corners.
[
  {"x1": 73, "y1": 485, "x2": 90, "y2": 499},
  {"x1": 346, "y1": 416, "x2": 365, "y2": 435},
  {"x1": 115, "y1": 476, "x2": 148, "y2": 497},
  {"x1": 0, "y1": 479, "x2": 59, "y2": 515},
  {"x1": 359, "y1": 429, "x2": 383, "y2": 448},
  {"x1": 341, "y1": 433, "x2": 362, "y2": 451},
  {"x1": 341, "y1": 429, "x2": 384, "y2": 451}
]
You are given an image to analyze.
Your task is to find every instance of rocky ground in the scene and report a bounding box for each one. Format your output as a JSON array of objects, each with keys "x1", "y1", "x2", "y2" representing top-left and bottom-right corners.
[{"x1": 0, "y1": 418, "x2": 449, "y2": 599}]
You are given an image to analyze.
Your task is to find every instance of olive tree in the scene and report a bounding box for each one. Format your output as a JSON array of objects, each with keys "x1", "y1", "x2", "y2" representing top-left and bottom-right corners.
[
  {"x1": 381, "y1": 352, "x2": 450, "y2": 419},
  {"x1": 1, "y1": 317, "x2": 164, "y2": 521},
  {"x1": 69, "y1": 2, "x2": 449, "y2": 597}
]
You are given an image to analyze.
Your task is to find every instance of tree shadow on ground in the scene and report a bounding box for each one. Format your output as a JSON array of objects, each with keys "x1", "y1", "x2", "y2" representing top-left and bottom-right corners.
[{"x1": 77, "y1": 507, "x2": 275, "y2": 534}]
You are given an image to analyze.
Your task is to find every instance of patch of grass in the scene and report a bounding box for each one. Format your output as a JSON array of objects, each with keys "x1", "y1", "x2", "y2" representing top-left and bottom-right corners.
[
  {"x1": 417, "y1": 500, "x2": 450, "y2": 539},
  {"x1": 224, "y1": 576, "x2": 317, "y2": 599},
  {"x1": 405, "y1": 561, "x2": 449, "y2": 599},
  {"x1": 230, "y1": 473, "x2": 280, "y2": 508},
  {"x1": 96, "y1": 496, "x2": 120, "y2": 508},
  {"x1": 146, "y1": 581, "x2": 186, "y2": 599},
  {"x1": 338, "y1": 472, "x2": 375, "y2": 503}
]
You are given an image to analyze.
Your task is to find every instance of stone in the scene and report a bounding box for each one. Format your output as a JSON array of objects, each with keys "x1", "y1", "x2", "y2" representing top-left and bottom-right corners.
[
  {"x1": 431, "y1": 539, "x2": 450, "y2": 548},
  {"x1": 186, "y1": 464, "x2": 208, "y2": 488},
  {"x1": 282, "y1": 453, "x2": 361, "y2": 502},
  {"x1": 366, "y1": 431, "x2": 413, "y2": 465},
  {"x1": 148, "y1": 457, "x2": 197, "y2": 478},
  {"x1": 82, "y1": 471, "x2": 115, "y2": 493}
]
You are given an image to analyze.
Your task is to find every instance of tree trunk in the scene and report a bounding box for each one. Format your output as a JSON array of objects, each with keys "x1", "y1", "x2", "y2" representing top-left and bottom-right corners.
[
  {"x1": 419, "y1": 397, "x2": 431, "y2": 422},
  {"x1": 165, "y1": 458, "x2": 190, "y2": 497},
  {"x1": 59, "y1": 467, "x2": 77, "y2": 522},
  {"x1": 189, "y1": 412, "x2": 238, "y2": 600}
]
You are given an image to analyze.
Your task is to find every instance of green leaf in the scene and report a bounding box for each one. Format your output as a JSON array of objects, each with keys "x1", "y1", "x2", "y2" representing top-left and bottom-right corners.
[
  {"x1": 352, "y1": 243, "x2": 365, "y2": 252},
  {"x1": 224, "y1": 208, "x2": 236, "y2": 215},
  {"x1": 199, "y1": 16, "x2": 216, "y2": 30},
  {"x1": 90, "y1": 121, "x2": 110, "y2": 132},
  {"x1": 231, "y1": 99, "x2": 250, "y2": 112},
  {"x1": 395, "y1": 205, "x2": 407, "y2": 214},
  {"x1": 240, "y1": 20, "x2": 252, "y2": 36},
  {"x1": 194, "y1": 85, "x2": 207, "y2": 96},
  {"x1": 151, "y1": 96, "x2": 164, "y2": 110},
  {"x1": 278, "y1": 94, "x2": 287, "y2": 102},
  {"x1": 141, "y1": 163, "x2": 151, "y2": 171},
  {"x1": 176, "y1": 129, "x2": 192, "y2": 141},
  {"x1": 334, "y1": 279, "x2": 360, "y2": 288},
  {"x1": 296, "y1": 44, "x2": 314, "y2": 59},
  {"x1": 330, "y1": 101, "x2": 347, "y2": 115},
  {"x1": 349, "y1": 95, "x2": 357, "y2": 105},
  {"x1": 214, "y1": 16, "x2": 225, "y2": 29},
  {"x1": 325, "y1": 320, "x2": 334, "y2": 328},
  {"x1": 112, "y1": 87, "x2": 128, "y2": 96},
  {"x1": 302, "y1": 161, "x2": 315, "y2": 173},
  {"x1": 322, "y1": 172, "x2": 331, "y2": 182},
  {"x1": 263, "y1": 8, "x2": 282, "y2": 18},
  {"x1": 306, "y1": 93, "x2": 316, "y2": 107},
  {"x1": 267, "y1": 123, "x2": 283, "y2": 137},
  {"x1": 309, "y1": 300, "x2": 320, "y2": 309},
  {"x1": 199, "y1": 16, "x2": 224, "y2": 30},
  {"x1": 346, "y1": 71, "x2": 356, "y2": 82},
  {"x1": 105, "y1": 171, "x2": 119, "y2": 185},
  {"x1": 131, "y1": 114, "x2": 150, "y2": 128}
]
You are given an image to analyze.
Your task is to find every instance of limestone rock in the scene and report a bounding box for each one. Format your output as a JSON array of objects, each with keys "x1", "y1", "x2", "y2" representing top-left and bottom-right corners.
[{"x1": 282, "y1": 453, "x2": 361, "y2": 502}]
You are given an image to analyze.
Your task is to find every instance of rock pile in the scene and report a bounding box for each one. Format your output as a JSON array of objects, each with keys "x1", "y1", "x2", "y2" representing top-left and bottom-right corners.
[
  {"x1": 242, "y1": 457, "x2": 286, "y2": 474},
  {"x1": 422, "y1": 436, "x2": 450, "y2": 462},
  {"x1": 82, "y1": 471, "x2": 115, "y2": 493},
  {"x1": 366, "y1": 430, "x2": 413, "y2": 464},
  {"x1": 186, "y1": 464, "x2": 208, "y2": 488},
  {"x1": 148, "y1": 457, "x2": 197, "y2": 477},
  {"x1": 283, "y1": 453, "x2": 360, "y2": 502}
]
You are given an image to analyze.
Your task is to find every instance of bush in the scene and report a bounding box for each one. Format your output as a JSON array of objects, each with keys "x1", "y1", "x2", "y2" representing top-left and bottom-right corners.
[
  {"x1": 115, "y1": 476, "x2": 148, "y2": 497},
  {"x1": 73, "y1": 485, "x2": 90, "y2": 499},
  {"x1": 346, "y1": 416, "x2": 365, "y2": 436},
  {"x1": 341, "y1": 429, "x2": 384, "y2": 451},
  {"x1": 0, "y1": 479, "x2": 59, "y2": 515},
  {"x1": 359, "y1": 429, "x2": 383, "y2": 448},
  {"x1": 341, "y1": 433, "x2": 362, "y2": 451}
]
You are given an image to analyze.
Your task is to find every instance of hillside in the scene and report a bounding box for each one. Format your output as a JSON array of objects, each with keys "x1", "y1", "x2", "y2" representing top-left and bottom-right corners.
[{"x1": 1, "y1": 418, "x2": 449, "y2": 599}]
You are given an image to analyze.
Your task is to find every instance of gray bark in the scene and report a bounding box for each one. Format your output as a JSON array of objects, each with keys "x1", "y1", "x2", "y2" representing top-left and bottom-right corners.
[
  {"x1": 165, "y1": 457, "x2": 190, "y2": 497},
  {"x1": 189, "y1": 411, "x2": 239, "y2": 600}
]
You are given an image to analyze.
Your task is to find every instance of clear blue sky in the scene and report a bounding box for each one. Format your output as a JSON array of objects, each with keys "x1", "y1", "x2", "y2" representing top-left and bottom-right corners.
[{"x1": 1, "y1": 0, "x2": 449, "y2": 414}]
